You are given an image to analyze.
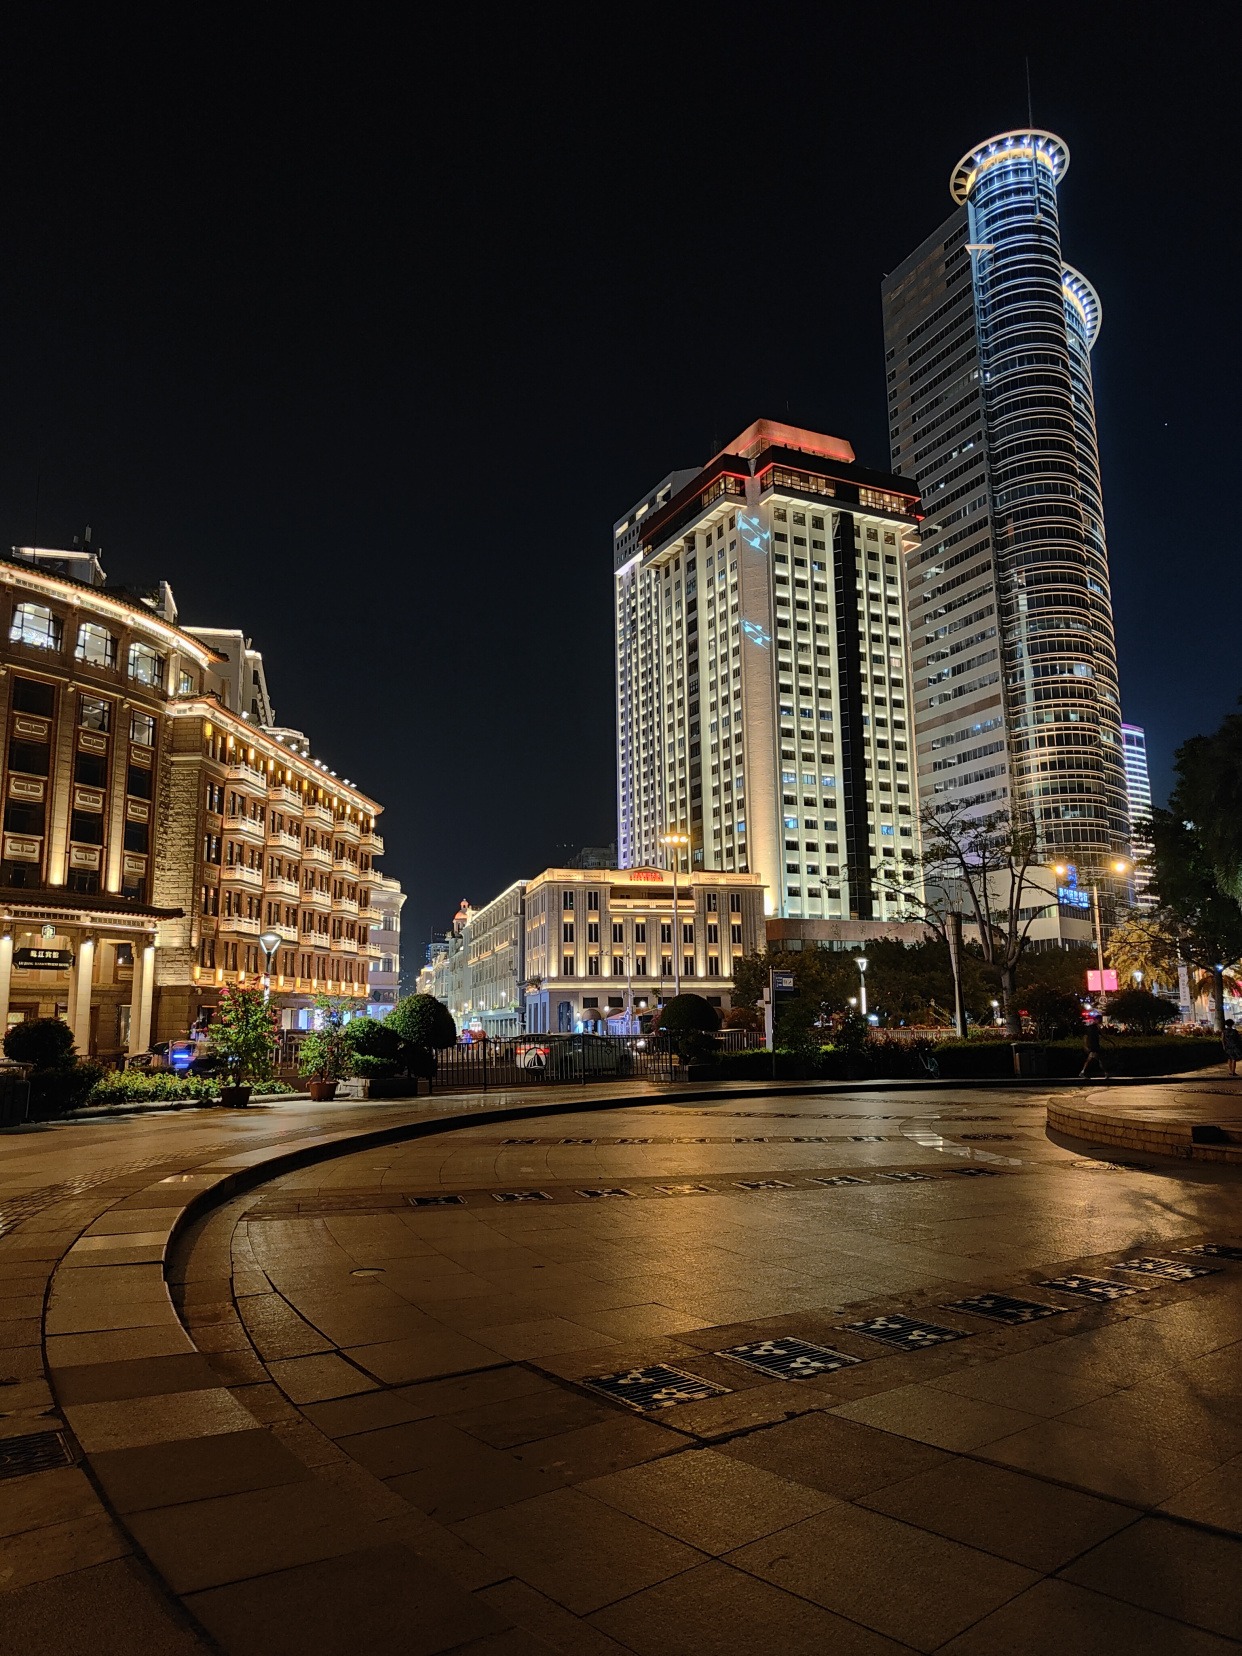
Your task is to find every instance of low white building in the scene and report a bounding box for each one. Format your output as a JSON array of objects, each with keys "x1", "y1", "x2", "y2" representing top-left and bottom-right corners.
[{"x1": 366, "y1": 873, "x2": 405, "y2": 1015}]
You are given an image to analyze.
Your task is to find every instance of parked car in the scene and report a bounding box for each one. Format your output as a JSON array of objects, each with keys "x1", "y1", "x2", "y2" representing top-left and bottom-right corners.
[{"x1": 513, "y1": 1033, "x2": 631, "y2": 1079}]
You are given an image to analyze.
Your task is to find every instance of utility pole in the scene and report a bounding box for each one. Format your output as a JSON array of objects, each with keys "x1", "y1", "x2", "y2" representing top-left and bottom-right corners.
[{"x1": 946, "y1": 911, "x2": 967, "y2": 1038}]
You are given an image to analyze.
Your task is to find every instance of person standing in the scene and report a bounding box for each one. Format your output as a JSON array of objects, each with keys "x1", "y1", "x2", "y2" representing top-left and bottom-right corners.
[
  {"x1": 1222, "y1": 1019, "x2": 1242, "y2": 1077},
  {"x1": 1079, "y1": 1015, "x2": 1109, "y2": 1080}
]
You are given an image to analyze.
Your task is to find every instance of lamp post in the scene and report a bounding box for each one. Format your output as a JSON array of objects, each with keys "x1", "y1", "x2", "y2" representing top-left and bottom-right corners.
[
  {"x1": 1054, "y1": 858, "x2": 1130, "y2": 979},
  {"x1": 659, "y1": 832, "x2": 690, "y2": 998},
  {"x1": 990, "y1": 999, "x2": 1000, "y2": 1026},
  {"x1": 258, "y1": 930, "x2": 282, "y2": 1005},
  {"x1": 856, "y1": 954, "x2": 868, "y2": 1019}
]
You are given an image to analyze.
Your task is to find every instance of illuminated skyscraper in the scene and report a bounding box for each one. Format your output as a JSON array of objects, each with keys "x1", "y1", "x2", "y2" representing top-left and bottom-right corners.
[
  {"x1": 1121, "y1": 722, "x2": 1157, "y2": 909},
  {"x1": 613, "y1": 419, "x2": 926, "y2": 933},
  {"x1": 883, "y1": 132, "x2": 1128, "y2": 940}
]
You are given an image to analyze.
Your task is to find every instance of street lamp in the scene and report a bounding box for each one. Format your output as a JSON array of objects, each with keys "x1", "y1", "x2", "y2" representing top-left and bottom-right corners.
[
  {"x1": 990, "y1": 998, "x2": 1000, "y2": 1026},
  {"x1": 258, "y1": 930, "x2": 282, "y2": 1004},
  {"x1": 1054, "y1": 858, "x2": 1130, "y2": 979},
  {"x1": 856, "y1": 954, "x2": 868, "y2": 1018},
  {"x1": 659, "y1": 832, "x2": 690, "y2": 997}
]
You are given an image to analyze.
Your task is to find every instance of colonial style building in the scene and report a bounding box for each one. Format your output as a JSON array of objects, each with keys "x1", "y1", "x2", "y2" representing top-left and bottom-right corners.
[{"x1": 0, "y1": 544, "x2": 387, "y2": 1059}]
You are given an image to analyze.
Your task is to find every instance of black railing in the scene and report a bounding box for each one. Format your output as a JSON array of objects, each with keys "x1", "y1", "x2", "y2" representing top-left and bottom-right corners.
[{"x1": 431, "y1": 1028, "x2": 753, "y2": 1092}]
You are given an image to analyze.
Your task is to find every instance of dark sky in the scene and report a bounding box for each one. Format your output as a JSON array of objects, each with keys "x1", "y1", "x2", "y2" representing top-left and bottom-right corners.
[{"x1": 1, "y1": 9, "x2": 1233, "y2": 961}]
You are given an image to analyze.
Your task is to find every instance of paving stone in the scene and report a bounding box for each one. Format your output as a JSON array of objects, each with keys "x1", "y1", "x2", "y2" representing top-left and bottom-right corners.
[
  {"x1": 717, "y1": 1411, "x2": 951, "y2": 1500},
  {"x1": 938, "y1": 1576, "x2": 1240, "y2": 1655},
  {"x1": 0, "y1": 1556, "x2": 207, "y2": 1655},
  {"x1": 90, "y1": 1427, "x2": 313, "y2": 1513},
  {"x1": 1061, "y1": 1516, "x2": 1242, "y2": 1641},
  {"x1": 830, "y1": 1382, "x2": 1041, "y2": 1452}
]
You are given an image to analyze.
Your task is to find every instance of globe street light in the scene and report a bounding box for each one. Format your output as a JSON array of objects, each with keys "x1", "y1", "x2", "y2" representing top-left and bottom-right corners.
[
  {"x1": 258, "y1": 930, "x2": 283, "y2": 1005},
  {"x1": 659, "y1": 832, "x2": 691, "y2": 997},
  {"x1": 856, "y1": 954, "x2": 868, "y2": 1018}
]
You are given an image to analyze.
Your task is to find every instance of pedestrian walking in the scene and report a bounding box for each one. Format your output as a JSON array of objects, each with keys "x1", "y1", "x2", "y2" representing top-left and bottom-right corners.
[
  {"x1": 1079, "y1": 1016, "x2": 1110, "y2": 1080},
  {"x1": 1222, "y1": 1019, "x2": 1242, "y2": 1077}
]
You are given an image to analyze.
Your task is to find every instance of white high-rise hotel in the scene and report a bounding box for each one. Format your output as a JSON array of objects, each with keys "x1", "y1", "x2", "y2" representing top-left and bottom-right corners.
[{"x1": 614, "y1": 419, "x2": 924, "y2": 927}]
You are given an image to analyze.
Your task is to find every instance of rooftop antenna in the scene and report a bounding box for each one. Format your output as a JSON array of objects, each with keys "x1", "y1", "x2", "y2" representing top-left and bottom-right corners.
[{"x1": 1025, "y1": 56, "x2": 1033, "y2": 128}]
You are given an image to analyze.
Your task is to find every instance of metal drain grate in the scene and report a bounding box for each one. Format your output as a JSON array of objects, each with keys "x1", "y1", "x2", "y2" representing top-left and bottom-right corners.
[
  {"x1": 878, "y1": 1172, "x2": 936, "y2": 1183},
  {"x1": 655, "y1": 1183, "x2": 715, "y2": 1196},
  {"x1": 951, "y1": 1168, "x2": 1005, "y2": 1178},
  {"x1": 1112, "y1": 1257, "x2": 1221, "y2": 1281},
  {"x1": 1039, "y1": 1275, "x2": 1151, "y2": 1301},
  {"x1": 945, "y1": 1294, "x2": 1064, "y2": 1325},
  {"x1": 735, "y1": 1179, "x2": 794, "y2": 1191},
  {"x1": 850, "y1": 1136, "x2": 885, "y2": 1143},
  {"x1": 491, "y1": 1190, "x2": 553, "y2": 1203},
  {"x1": 790, "y1": 1137, "x2": 830, "y2": 1143},
  {"x1": 584, "y1": 1365, "x2": 730, "y2": 1410},
  {"x1": 560, "y1": 1138, "x2": 596, "y2": 1145},
  {"x1": 576, "y1": 1188, "x2": 635, "y2": 1200},
  {"x1": 408, "y1": 1195, "x2": 466, "y2": 1208},
  {"x1": 844, "y1": 1315, "x2": 970, "y2": 1349},
  {"x1": 959, "y1": 1134, "x2": 1014, "y2": 1141},
  {"x1": 502, "y1": 1138, "x2": 539, "y2": 1145},
  {"x1": 718, "y1": 1338, "x2": 862, "y2": 1381},
  {"x1": 0, "y1": 1431, "x2": 73, "y2": 1481},
  {"x1": 616, "y1": 1138, "x2": 653, "y2": 1144},
  {"x1": 1176, "y1": 1244, "x2": 1242, "y2": 1261},
  {"x1": 812, "y1": 1175, "x2": 869, "y2": 1187}
]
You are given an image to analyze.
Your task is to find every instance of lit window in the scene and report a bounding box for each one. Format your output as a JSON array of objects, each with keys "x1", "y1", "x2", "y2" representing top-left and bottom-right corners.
[
  {"x1": 127, "y1": 641, "x2": 165, "y2": 687},
  {"x1": 79, "y1": 696, "x2": 110, "y2": 732},
  {"x1": 130, "y1": 710, "x2": 156, "y2": 746},
  {"x1": 75, "y1": 621, "x2": 117, "y2": 668},
  {"x1": 10, "y1": 603, "x2": 62, "y2": 651}
]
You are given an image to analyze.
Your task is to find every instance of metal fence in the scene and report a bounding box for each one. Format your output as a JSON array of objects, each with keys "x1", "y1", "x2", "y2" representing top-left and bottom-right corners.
[{"x1": 431, "y1": 1029, "x2": 754, "y2": 1092}]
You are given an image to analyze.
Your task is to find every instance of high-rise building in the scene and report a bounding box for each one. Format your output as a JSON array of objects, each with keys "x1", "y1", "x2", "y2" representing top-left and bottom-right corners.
[
  {"x1": 883, "y1": 131, "x2": 1128, "y2": 940},
  {"x1": 1121, "y1": 722, "x2": 1157, "y2": 909},
  {"x1": 613, "y1": 419, "x2": 926, "y2": 931}
]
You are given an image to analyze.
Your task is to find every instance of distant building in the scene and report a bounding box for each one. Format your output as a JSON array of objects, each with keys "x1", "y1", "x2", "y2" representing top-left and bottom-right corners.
[
  {"x1": 181, "y1": 627, "x2": 276, "y2": 725},
  {"x1": 567, "y1": 844, "x2": 616, "y2": 869},
  {"x1": 366, "y1": 874, "x2": 405, "y2": 1014},
  {"x1": 465, "y1": 881, "x2": 526, "y2": 1035},
  {"x1": 1122, "y1": 723, "x2": 1157, "y2": 909},
  {"x1": 613, "y1": 417, "x2": 925, "y2": 937}
]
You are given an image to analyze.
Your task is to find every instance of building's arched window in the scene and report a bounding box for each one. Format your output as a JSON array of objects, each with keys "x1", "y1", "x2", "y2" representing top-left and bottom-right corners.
[
  {"x1": 127, "y1": 640, "x2": 165, "y2": 687},
  {"x1": 75, "y1": 621, "x2": 117, "y2": 668},
  {"x1": 9, "y1": 603, "x2": 62, "y2": 651}
]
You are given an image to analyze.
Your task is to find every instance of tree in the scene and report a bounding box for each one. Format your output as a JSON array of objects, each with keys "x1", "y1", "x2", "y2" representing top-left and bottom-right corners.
[
  {"x1": 385, "y1": 994, "x2": 458, "y2": 1082},
  {"x1": 1151, "y1": 809, "x2": 1242, "y2": 1031},
  {"x1": 1107, "y1": 911, "x2": 1180, "y2": 995},
  {"x1": 1166, "y1": 704, "x2": 1242, "y2": 905},
  {"x1": 208, "y1": 984, "x2": 277, "y2": 1086},
  {"x1": 3, "y1": 1016, "x2": 102, "y2": 1117},
  {"x1": 731, "y1": 945, "x2": 857, "y2": 1049},
  {"x1": 1104, "y1": 988, "x2": 1180, "y2": 1034},
  {"x1": 297, "y1": 996, "x2": 355, "y2": 1084},
  {"x1": 879, "y1": 801, "x2": 1048, "y2": 1036},
  {"x1": 344, "y1": 1015, "x2": 409, "y2": 1078},
  {"x1": 652, "y1": 993, "x2": 720, "y2": 1033},
  {"x1": 1019, "y1": 984, "x2": 1084, "y2": 1040}
]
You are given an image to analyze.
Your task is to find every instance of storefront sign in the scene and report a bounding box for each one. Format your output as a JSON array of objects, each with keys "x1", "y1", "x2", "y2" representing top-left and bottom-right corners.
[{"x1": 13, "y1": 947, "x2": 74, "y2": 970}]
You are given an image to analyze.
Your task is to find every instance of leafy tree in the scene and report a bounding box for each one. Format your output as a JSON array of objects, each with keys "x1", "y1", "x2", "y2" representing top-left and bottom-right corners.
[
  {"x1": 4, "y1": 1017, "x2": 76, "y2": 1069},
  {"x1": 1104, "y1": 988, "x2": 1180, "y2": 1034},
  {"x1": 343, "y1": 1015, "x2": 408, "y2": 1078},
  {"x1": 297, "y1": 996, "x2": 355, "y2": 1083},
  {"x1": 1106, "y1": 911, "x2": 1180, "y2": 995},
  {"x1": 731, "y1": 945, "x2": 857, "y2": 1050},
  {"x1": 1019, "y1": 984, "x2": 1084, "y2": 1040},
  {"x1": 1151, "y1": 809, "x2": 1242, "y2": 1031},
  {"x1": 652, "y1": 993, "x2": 720, "y2": 1033},
  {"x1": 385, "y1": 994, "x2": 458, "y2": 1082},
  {"x1": 1166, "y1": 704, "x2": 1242, "y2": 904},
  {"x1": 722, "y1": 1004, "x2": 762, "y2": 1033},
  {"x1": 208, "y1": 984, "x2": 277, "y2": 1086},
  {"x1": 1013, "y1": 943, "x2": 1099, "y2": 998}
]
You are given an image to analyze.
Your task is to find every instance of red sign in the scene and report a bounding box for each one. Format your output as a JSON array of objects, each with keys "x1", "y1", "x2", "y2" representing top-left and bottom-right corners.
[
  {"x1": 1086, "y1": 970, "x2": 1118, "y2": 992},
  {"x1": 628, "y1": 869, "x2": 666, "y2": 881}
]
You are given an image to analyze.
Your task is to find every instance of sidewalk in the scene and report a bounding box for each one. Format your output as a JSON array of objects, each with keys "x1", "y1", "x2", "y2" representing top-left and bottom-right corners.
[{"x1": 1048, "y1": 1073, "x2": 1242, "y2": 1163}]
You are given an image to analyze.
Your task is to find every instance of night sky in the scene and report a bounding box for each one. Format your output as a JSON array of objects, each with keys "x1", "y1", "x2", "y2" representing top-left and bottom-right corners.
[{"x1": 0, "y1": 10, "x2": 1231, "y2": 965}]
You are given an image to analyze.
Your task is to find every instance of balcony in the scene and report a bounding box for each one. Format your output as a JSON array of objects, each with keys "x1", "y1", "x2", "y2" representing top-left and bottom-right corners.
[
  {"x1": 337, "y1": 815, "x2": 360, "y2": 841},
  {"x1": 362, "y1": 831, "x2": 384, "y2": 855},
  {"x1": 221, "y1": 863, "x2": 263, "y2": 890},
  {"x1": 272, "y1": 922, "x2": 298, "y2": 943},
  {"x1": 266, "y1": 827, "x2": 302, "y2": 853},
  {"x1": 268, "y1": 782, "x2": 303, "y2": 810},
  {"x1": 266, "y1": 874, "x2": 300, "y2": 899},
  {"x1": 224, "y1": 761, "x2": 267, "y2": 786},
  {"x1": 225, "y1": 813, "x2": 265, "y2": 841},
  {"x1": 337, "y1": 935, "x2": 358, "y2": 954},
  {"x1": 219, "y1": 914, "x2": 261, "y2": 936},
  {"x1": 302, "y1": 842, "x2": 331, "y2": 867},
  {"x1": 305, "y1": 802, "x2": 333, "y2": 827},
  {"x1": 303, "y1": 885, "x2": 331, "y2": 909},
  {"x1": 332, "y1": 894, "x2": 359, "y2": 915}
]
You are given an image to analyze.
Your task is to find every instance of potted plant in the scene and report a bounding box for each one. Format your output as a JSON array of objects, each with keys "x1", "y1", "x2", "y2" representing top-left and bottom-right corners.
[
  {"x1": 207, "y1": 983, "x2": 277, "y2": 1107},
  {"x1": 298, "y1": 995, "x2": 354, "y2": 1099}
]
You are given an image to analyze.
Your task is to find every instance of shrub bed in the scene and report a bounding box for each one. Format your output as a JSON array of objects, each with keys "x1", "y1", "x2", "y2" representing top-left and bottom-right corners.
[{"x1": 84, "y1": 1072, "x2": 298, "y2": 1107}]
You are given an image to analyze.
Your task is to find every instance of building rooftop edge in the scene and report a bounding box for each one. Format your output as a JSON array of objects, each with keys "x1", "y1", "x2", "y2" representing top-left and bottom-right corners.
[{"x1": 949, "y1": 129, "x2": 1070, "y2": 205}]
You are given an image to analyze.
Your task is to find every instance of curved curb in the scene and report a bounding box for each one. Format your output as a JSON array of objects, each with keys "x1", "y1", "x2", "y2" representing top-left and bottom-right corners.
[{"x1": 1046, "y1": 1097, "x2": 1242, "y2": 1165}]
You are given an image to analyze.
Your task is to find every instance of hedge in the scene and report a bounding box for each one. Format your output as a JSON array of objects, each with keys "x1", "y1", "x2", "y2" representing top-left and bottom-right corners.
[
  {"x1": 691, "y1": 1034, "x2": 1223, "y2": 1083},
  {"x1": 84, "y1": 1072, "x2": 298, "y2": 1106}
]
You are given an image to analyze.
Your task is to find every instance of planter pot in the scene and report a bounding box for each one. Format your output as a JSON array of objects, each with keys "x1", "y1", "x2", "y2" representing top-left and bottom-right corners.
[
  {"x1": 219, "y1": 1085, "x2": 252, "y2": 1109},
  {"x1": 308, "y1": 1080, "x2": 338, "y2": 1101}
]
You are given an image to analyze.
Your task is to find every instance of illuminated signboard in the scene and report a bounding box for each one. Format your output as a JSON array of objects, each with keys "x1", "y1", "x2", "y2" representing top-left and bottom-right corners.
[
  {"x1": 13, "y1": 947, "x2": 74, "y2": 970},
  {"x1": 1057, "y1": 887, "x2": 1090, "y2": 909},
  {"x1": 1086, "y1": 970, "x2": 1118, "y2": 992}
]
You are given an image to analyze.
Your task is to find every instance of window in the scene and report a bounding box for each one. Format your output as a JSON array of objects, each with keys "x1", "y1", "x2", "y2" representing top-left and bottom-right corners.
[
  {"x1": 3, "y1": 800, "x2": 44, "y2": 835},
  {"x1": 729, "y1": 893, "x2": 741, "y2": 912},
  {"x1": 635, "y1": 954, "x2": 647, "y2": 975},
  {"x1": 561, "y1": 953, "x2": 574, "y2": 975},
  {"x1": 587, "y1": 922, "x2": 599, "y2": 943},
  {"x1": 707, "y1": 923, "x2": 718, "y2": 944},
  {"x1": 70, "y1": 810, "x2": 104, "y2": 845},
  {"x1": 683, "y1": 953, "x2": 695, "y2": 977},
  {"x1": 660, "y1": 922, "x2": 672, "y2": 944},
  {"x1": 130, "y1": 711, "x2": 156, "y2": 746},
  {"x1": 74, "y1": 751, "x2": 107, "y2": 787},
  {"x1": 563, "y1": 889, "x2": 574, "y2": 910},
  {"x1": 75, "y1": 622, "x2": 117, "y2": 668},
  {"x1": 10, "y1": 604, "x2": 62, "y2": 651},
  {"x1": 79, "y1": 696, "x2": 110, "y2": 732},
  {"x1": 612, "y1": 921, "x2": 624, "y2": 944},
  {"x1": 681, "y1": 922, "x2": 693, "y2": 944},
  {"x1": 123, "y1": 821, "x2": 149, "y2": 854},
  {"x1": 127, "y1": 641, "x2": 165, "y2": 687},
  {"x1": 67, "y1": 869, "x2": 99, "y2": 895},
  {"x1": 8, "y1": 738, "x2": 49, "y2": 777},
  {"x1": 705, "y1": 891, "x2": 717, "y2": 911},
  {"x1": 708, "y1": 955, "x2": 720, "y2": 976},
  {"x1": 178, "y1": 669, "x2": 194, "y2": 695},
  {"x1": 731, "y1": 923, "x2": 742, "y2": 944},
  {"x1": 126, "y1": 764, "x2": 152, "y2": 800},
  {"x1": 612, "y1": 954, "x2": 624, "y2": 974},
  {"x1": 634, "y1": 921, "x2": 646, "y2": 944},
  {"x1": 588, "y1": 955, "x2": 600, "y2": 976},
  {"x1": 586, "y1": 891, "x2": 599, "y2": 910}
]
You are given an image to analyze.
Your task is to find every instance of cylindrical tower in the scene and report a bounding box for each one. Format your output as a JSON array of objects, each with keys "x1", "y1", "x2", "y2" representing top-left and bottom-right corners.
[{"x1": 950, "y1": 132, "x2": 1127, "y2": 856}]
